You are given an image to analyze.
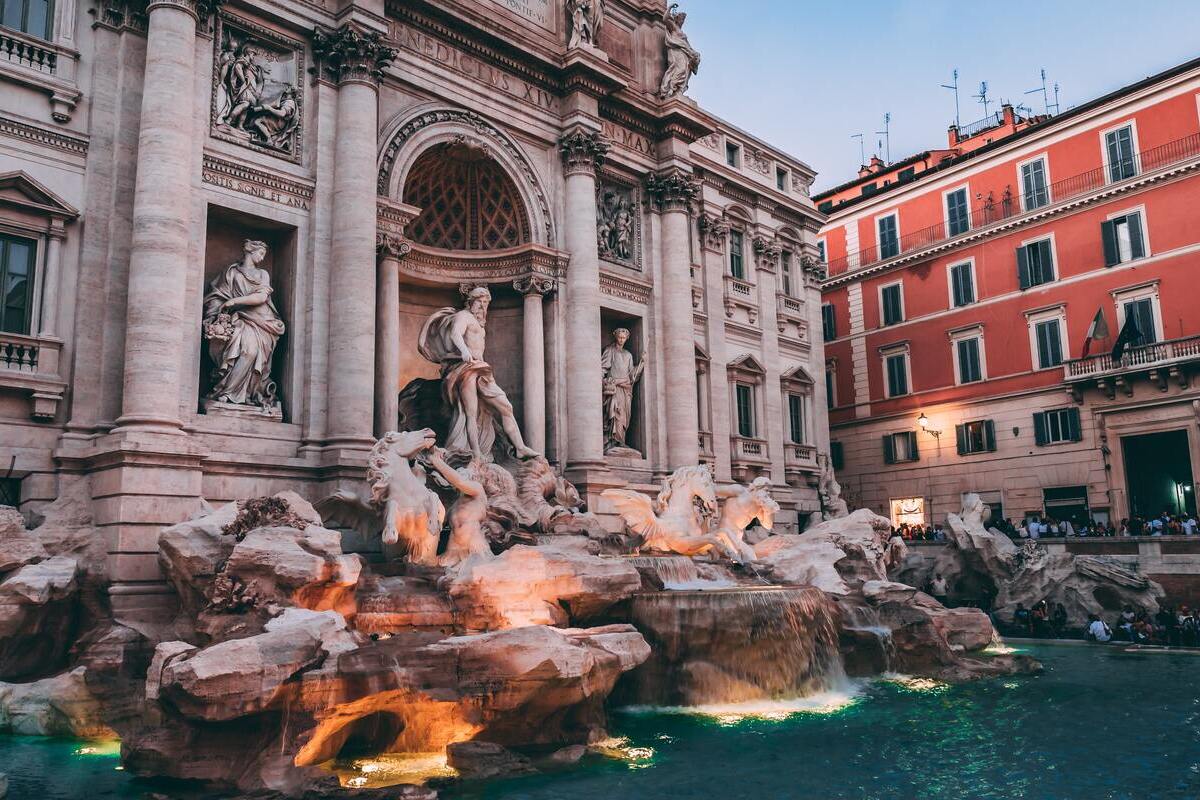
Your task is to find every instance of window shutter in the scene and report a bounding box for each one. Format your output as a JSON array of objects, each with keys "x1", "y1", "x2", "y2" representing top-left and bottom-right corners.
[
  {"x1": 1101, "y1": 219, "x2": 1119, "y2": 267},
  {"x1": 907, "y1": 431, "x2": 919, "y2": 460},
  {"x1": 1068, "y1": 408, "x2": 1082, "y2": 442},
  {"x1": 1128, "y1": 213, "x2": 1145, "y2": 259},
  {"x1": 984, "y1": 419, "x2": 997, "y2": 452},
  {"x1": 1016, "y1": 245, "x2": 1031, "y2": 289},
  {"x1": 955, "y1": 424, "x2": 967, "y2": 455},
  {"x1": 1033, "y1": 412, "x2": 1048, "y2": 446},
  {"x1": 883, "y1": 434, "x2": 895, "y2": 464},
  {"x1": 831, "y1": 442, "x2": 844, "y2": 471}
]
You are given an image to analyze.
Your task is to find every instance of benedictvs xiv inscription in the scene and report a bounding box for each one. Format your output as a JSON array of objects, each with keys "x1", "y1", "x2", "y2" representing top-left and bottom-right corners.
[
  {"x1": 392, "y1": 23, "x2": 558, "y2": 112},
  {"x1": 483, "y1": 0, "x2": 554, "y2": 33}
]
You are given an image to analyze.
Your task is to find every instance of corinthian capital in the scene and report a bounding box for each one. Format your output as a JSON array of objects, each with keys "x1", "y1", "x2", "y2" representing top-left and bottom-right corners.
[
  {"x1": 311, "y1": 25, "x2": 396, "y2": 86},
  {"x1": 514, "y1": 274, "x2": 556, "y2": 296},
  {"x1": 645, "y1": 169, "x2": 698, "y2": 213},
  {"x1": 559, "y1": 129, "x2": 608, "y2": 176},
  {"x1": 753, "y1": 236, "x2": 782, "y2": 272},
  {"x1": 376, "y1": 232, "x2": 412, "y2": 260}
]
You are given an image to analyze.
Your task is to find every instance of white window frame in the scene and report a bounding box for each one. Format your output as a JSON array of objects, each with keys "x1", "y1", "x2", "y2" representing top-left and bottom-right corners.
[
  {"x1": 949, "y1": 325, "x2": 987, "y2": 385},
  {"x1": 878, "y1": 279, "x2": 905, "y2": 327},
  {"x1": 1041, "y1": 407, "x2": 1077, "y2": 446},
  {"x1": 0, "y1": 222, "x2": 46, "y2": 336},
  {"x1": 1099, "y1": 119, "x2": 1140, "y2": 184},
  {"x1": 946, "y1": 257, "x2": 976, "y2": 308},
  {"x1": 1105, "y1": 203, "x2": 1151, "y2": 261},
  {"x1": 786, "y1": 390, "x2": 808, "y2": 444},
  {"x1": 725, "y1": 140, "x2": 742, "y2": 169},
  {"x1": 1112, "y1": 281, "x2": 1164, "y2": 344},
  {"x1": 880, "y1": 343, "x2": 912, "y2": 399},
  {"x1": 941, "y1": 183, "x2": 972, "y2": 236},
  {"x1": 825, "y1": 361, "x2": 837, "y2": 409},
  {"x1": 732, "y1": 381, "x2": 757, "y2": 438},
  {"x1": 875, "y1": 210, "x2": 900, "y2": 259},
  {"x1": 1025, "y1": 305, "x2": 1069, "y2": 371},
  {"x1": 776, "y1": 166, "x2": 790, "y2": 192},
  {"x1": 1019, "y1": 231, "x2": 1058, "y2": 287},
  {"x1": 1016, "y1": 153, "x2": 1052, "y2": 211}
]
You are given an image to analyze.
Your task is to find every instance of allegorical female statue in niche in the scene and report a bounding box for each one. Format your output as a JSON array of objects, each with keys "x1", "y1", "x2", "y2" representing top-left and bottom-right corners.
[
  {"x1": 202, "y1": 239, "x2": 286, "y2": 413},
  {"x1": 601, "y1": 327, "x2": 643, "y2": 454}
]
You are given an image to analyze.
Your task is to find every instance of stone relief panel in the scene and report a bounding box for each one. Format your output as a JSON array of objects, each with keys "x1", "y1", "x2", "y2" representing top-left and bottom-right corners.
[
  {"x1": 211, "y1": 14, "x2": 305, "y2": 163},
  {"x1": 596, "y1": 180, "x2": 641, "y2": 270}
]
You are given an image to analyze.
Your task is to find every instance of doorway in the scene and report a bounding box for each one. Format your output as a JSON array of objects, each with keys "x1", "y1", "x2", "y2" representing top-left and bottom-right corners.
[{"x1": 1122, "y1": 429, "x2": 1196, "y2": 518}]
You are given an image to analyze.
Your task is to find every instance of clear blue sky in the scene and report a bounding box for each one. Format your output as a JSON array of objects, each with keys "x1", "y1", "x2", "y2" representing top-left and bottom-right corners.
[{"x1": 681, "y1": 0, "x2": 1200, "y2": 191}]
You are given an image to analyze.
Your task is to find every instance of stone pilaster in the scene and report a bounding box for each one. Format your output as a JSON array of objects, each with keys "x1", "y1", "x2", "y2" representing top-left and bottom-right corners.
[
  {"x1": 314, "y1": 25, "x2": 396, "y2": 451},
  {"x1": 647, "y1": 169, "x2": 701, "y2": 468},
  {"x1": 559, "y1": 128, "x2": 609, "y2": 471},
  {"x1": 515, "y1": 274, "x2": 555, "y2": 454},
  {"x1": 374, "y1": 232, "x2": 410, "y2": 437}
]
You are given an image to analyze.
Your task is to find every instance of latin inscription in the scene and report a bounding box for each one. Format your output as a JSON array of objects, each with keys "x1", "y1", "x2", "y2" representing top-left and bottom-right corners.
[
  {"x1": 602, "y1": 120, "x2": 653, "y2": 156},
  {"x1": 482, "y1": 0, "x2": 555, "y2": 33},
  {"x1": 392, "y1": 23, "x2": 558, "y2": 113}
]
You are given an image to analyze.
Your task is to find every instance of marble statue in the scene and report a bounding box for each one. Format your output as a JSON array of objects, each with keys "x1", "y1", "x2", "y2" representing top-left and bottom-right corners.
[
  {"x1": 214, "y1": 32, "x2": 300, "y2": 154},
  {"x1": 202, "y1": 239, "x2": 286, "y2": 413},
  {"x1": 426, "y1": 449, "x2": 493, "y2": 567},
  {"x1": 566, "y1": 0, "x2": 604, "y2": 50},
  {"x1": 603, "y1": 465, "x2": 725, "y2": 557},
  {"x1": 597, "y1": 187, "x2": 635, "y2": 262},
  {"x1": 366, "y1": 429, "x2": 445, "y2": 565},
  {"x1": 601, "y1": 328, "x2": 643, "y2": 453},
  {"x1": 659, "y1": 3, "x2": 700, "y2": 99},
  {"x1": 418, "y1": 286, "x2": 539, "y2": 462},
  {"x1": 818, "y1": 454, "x2": 849, "y2": 520},
  {"x1": 714, "y1": 477, "x2": 779, "y2": 563}
]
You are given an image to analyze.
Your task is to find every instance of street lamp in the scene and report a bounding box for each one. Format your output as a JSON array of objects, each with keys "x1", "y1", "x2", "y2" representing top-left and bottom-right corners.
[{"x1": 917, "y1": 412, "x2": 941, "y2": 439}]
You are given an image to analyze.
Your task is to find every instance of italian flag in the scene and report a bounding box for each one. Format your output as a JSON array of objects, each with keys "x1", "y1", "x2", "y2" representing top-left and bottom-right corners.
[{"x1": 1081, "y1": 308, "x2": 1110, "y2": 358}]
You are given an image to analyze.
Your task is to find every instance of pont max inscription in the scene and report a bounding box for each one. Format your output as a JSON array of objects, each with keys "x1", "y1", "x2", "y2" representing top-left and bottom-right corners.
[{"x1": 482, "y1": 0, "x2": 556, "y2": 33}]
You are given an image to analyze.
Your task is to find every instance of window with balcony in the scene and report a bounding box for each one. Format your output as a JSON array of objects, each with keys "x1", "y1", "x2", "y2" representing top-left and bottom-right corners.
[
  {"x1": 877, "y1": 213, "x2": 899, "y2": 259},
  {"x1": 945, "y1": 187, "x2": 970, "y2": 236},
  {"x1": 884, "y1": 351, "x2": 909, "y2": 397},
  {"x1": 880, "y1": 282, "x2": 904, "y2": 326},
  {"x1": 816, "y1": 240, "x2": 826, "y2": 263},
  {"x1": 1105, "y1": 125, "x2": 1137, "y2": 182},
  {"x1": 1017, "y1": 238, "x2": 1055, "y2": 289},
  {"x1": 955, "y1": 419, "x2": 997, "y2": 455},
  {"x1": 728, "y1": 229, "x2": 745, "y2": 279},
  {"x1": 726, "y1": 141, "x2": 741, "y2": 168},
  {"x1": 821, "y1": 303, "x2": 836, "y2": 341},
  {"x1": 949, "y1": 261, "x2": 975, "y2": 307},
  {"x1": 1034, "y1": 407, "x2": 1082, "y2": 446},
  {"x1": 954, "y1": 334, "x2": 985, "y2": 384},
  {"x1": 1020, "y1": 157, "x2": 1050, "y2": 210},
  {"x1": 1, "y1": 0, "x2": 52, "y2": 40},
  {"x1": 883, "y1": 431, "x2": 918, "y2": 464},
  {"x1": 1034, "y1": 318, "x2": 1065, "y2": 369},
  {"x1": 735, "y1": 383, "x2": 755, "y2": 437},
  {"x1": 0, "y1": 233, "x2": 35, "y2": 335},
  {"x1": 780, "y1": 250, "x2": 794, "y2": 297},
  {"x1": 788, "y1": 392, "x2": 805, "y2": 444},
  {"x1": 1102, "y1": 211, "x2": 1146, "y2": 266},
  {"x1": 1122, "y1": 297, "x2": 1157, "y2": 347}
]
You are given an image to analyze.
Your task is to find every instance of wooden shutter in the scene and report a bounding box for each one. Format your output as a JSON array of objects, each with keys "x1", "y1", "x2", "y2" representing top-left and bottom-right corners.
[
  {"x1": 955, "y1": 424, "x2": 967, "y2": 455},
  {"x1": 1128, "y1": 213, "x2": 1145, "y2": 259},
  {"x1": 831, "y1": 441, "x2": 844, "y2": 470},
  {"x1": 1016, "y1": 245, "x2": 1031, "y2": 289},
  {"x1": 883, "y1": 434, "x2": 895, "y2": 464},
  {"x1": 984, "y1": 419, "x2": 997, "y2": 452},
  {"x1": 907, "y1": 431, "x2": 919, "y2": 460},
  {"x1": 1101, "y1": 219, "x2": 1119, "y2": 267},
  {"x1": 1033, "y1": 411, "x2": 1048, "y2": 446},
  {"x1": 1067, "y1": 407, "x2": 1082, "y2": 442}
]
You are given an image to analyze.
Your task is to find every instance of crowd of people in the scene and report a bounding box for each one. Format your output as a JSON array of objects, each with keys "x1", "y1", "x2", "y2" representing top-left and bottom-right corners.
[
  {"x1": 992, "y1": 511, "x2": 1199, "y2": 539},
  {"x1": 1009, "y1": 600, "x2": 1200, "y2": 647},
  {"x1": 891, "y1": 523, "x2": 945, "y2": 541}
]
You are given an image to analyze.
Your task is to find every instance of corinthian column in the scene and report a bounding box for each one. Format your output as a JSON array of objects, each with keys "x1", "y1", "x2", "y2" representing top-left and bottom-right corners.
[
  {"x1": 559, "y1": 129, "x2": 609, "y2": 469},
  {"x1": 648, "y1": 170, "x2": 700, "y2": 468},
  {"x1": 313, "y1": 25, "x2": 396, "y2": 450},
  {"x1": 116, "y1": 0, "x2": 215, "y2": 431},
  {"x1": 515, "y1": 274, "x2": 555, "y2": 453},
  {"x1": 374, "y1": 233, "x2": 410, "y2": 437}
]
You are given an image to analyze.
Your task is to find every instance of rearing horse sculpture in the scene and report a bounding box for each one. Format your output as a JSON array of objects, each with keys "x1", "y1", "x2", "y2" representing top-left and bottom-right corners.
[
  {"x1": 602, "y1": 465, "x2": 725, "y2": 557},
  {"x1": 714, "y1": 477, "x2": 780, "y2": 563}
]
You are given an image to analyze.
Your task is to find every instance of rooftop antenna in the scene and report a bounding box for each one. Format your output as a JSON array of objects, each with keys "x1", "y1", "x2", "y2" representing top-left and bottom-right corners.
[
  {"x1": 875, "y1": 112, "x2": 891, "y2": 164},
  {"x1": 850, "y1": 132, "x2": 865, "y2": 167},
  {"x1": 1051, "y1": 82, "x2": 1061, "y2": 115},
  {"x1": 941, "y1": 68, "x2": 961, "y2": 128},
  {"x1": 1025, "y1": 69, "x2": 1052, "y2": 115},
  {"x1": 972, "y1": 81, "x2": 991, "y2": 118}
]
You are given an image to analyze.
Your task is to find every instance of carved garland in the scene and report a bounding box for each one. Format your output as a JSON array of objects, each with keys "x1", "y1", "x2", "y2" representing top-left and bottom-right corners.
[{"x1": 377, "y1": 109, "x2": 555, "y2": 247}]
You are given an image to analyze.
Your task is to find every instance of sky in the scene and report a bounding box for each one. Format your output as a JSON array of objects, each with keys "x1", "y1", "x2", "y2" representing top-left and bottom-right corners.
[{"x1": 679, "y1": 0, "x2": 1200, "y2": 191}]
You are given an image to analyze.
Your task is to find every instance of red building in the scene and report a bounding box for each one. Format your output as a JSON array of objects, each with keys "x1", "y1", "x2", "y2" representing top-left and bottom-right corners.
[{"x1": 816, "y1": 57, "x2": 1200, "y2": 530}]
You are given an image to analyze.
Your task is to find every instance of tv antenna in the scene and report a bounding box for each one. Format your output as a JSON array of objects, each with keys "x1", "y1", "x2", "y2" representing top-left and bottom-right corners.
[
  {"x1": 1051, "y1": 82, "x2": 1061, "y2": 115},
  {"x1": 941, "y1": 68, "x2": 961, "y2": 128},
  {"x1": 972, "y1": 81, "x2": 991, "y2": 118},
  {"x1": 875, "y1": 112, "x2": 891, "y2": 164},
  {"x1": 1025, "y1": 69, "x2": 1057, "y2": 116},
  {"x1": 850, "y1": 132, "x2": 865, "y2": 166}
]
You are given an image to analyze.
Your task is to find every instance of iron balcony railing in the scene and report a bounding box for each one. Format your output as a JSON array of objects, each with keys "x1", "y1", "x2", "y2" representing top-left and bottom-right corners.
[
  {"x1": 953, "y1": 111, "x2": 1005, "y2": 140},
  {"x1": 1064, "y1": 333, "x2": 1200, "y2": 381},
  {"x1": 827, "y1": 132, "x2": 1200, "y2": 275}
]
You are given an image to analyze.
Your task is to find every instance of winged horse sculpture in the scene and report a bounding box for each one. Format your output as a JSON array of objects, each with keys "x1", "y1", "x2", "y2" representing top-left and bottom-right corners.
[{"x1": 602, "y1": 465, "x2": 726, "y2": 557}]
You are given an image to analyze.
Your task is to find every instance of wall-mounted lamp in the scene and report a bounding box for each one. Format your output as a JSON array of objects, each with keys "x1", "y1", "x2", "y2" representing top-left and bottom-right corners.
[{"x1": 917, "y1": 412, "x2": 941, "y2": 440}]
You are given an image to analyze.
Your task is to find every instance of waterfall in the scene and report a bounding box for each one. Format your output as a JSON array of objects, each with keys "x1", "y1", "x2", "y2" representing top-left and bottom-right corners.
[
  {"x1": 623, "y1": 555, "x2": 737, "y2": 590},
  {"x1": 838, "y1": 601, "x2": 897, "y2": 674},
  {"x1": 615, "y1": 586, "x2": 846, "y2": 707}
]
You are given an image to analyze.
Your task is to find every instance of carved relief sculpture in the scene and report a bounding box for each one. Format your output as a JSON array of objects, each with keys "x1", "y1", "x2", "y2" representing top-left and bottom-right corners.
[
  {"x1": 566, "y1": 0, "x2": 604, "y2": 50},
  {"x1": 601, "y1": 327, "x2": 643, "y2": 455},
  {"x1": 659, "y1": 3, "x2": 700, "y2": 99},
  {"x1": 212, "y1": 16, "x2": 303, "y2": 160},
  {"x1": 596, "y1": 184, "x2": 637, "y2": 265},
  {"x1": 418, "y1": 286, "x2": 540, "y2": 462},
  {"x1": 202, "y1": 239, "x2": 286, "y2": 417}
]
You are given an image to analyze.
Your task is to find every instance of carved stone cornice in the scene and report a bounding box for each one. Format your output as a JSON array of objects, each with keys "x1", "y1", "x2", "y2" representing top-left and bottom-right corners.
[
  {"x1": 513, "y1": 274, "x2": 556, "y2": 296},
  {"x1": 311, "y1": 25, "x2": 395, "y2": 86},
  {"x1": 697, "y1": 212, "x2": 729, "y2": 252},
  {"x1": 645, "y1": 169, "x2": 698, "y2": 213},
  {"x1": 753, "y1": 236, "x2": 782, "y2": 273},
  {"x1": 559, "y1": 129, "x2": 608, "y2": 177}
]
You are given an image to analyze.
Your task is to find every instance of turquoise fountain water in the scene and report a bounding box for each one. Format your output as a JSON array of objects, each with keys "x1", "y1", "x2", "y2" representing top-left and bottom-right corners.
[{"x1": 2, "y1": 644, "x2": 1198, "y2": 799}]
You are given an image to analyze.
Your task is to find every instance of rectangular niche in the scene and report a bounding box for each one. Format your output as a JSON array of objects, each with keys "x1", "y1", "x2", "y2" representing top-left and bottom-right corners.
[
  {"x1": 211, "y1": 13, "x2": 305, "y2": 163},
  {"x1": 600, "y1": 309, "x2": 646, "y2": 457},
  {"x1": 596, "y1": 177, "x2": 642, "y2": 271},
  {"x1": 200, "y1": 206, "x2": 297, "y2": 422}
]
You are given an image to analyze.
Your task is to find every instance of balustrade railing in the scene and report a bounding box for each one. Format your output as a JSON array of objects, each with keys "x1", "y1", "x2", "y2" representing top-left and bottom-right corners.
[
  {"x1": 0, "y1": 30, "x2": 58, "y2": 74},
  {"x1": 0, "y1": 333, "x2": 40, "y2": 373},
  {"x1": 730, "y1": 434, "x2": 769, "y2": 463},
  {"x1": 1064, "y1": 333, "x2": 1200, "y2": 380}
]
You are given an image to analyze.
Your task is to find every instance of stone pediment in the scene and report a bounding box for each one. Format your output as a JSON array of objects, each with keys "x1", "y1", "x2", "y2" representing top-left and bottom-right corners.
[
  {"x1": 0, "y1": 171, "x2": 79, "y2": 220},
  {"x1": 727, "y1": 353, "x2": 766, "y2": 379},
  {"x1": 781, "y1": 365, "x2": 815, "y2": 386}
]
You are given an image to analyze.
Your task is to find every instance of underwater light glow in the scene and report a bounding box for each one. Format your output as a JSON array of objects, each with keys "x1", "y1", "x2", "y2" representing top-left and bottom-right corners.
[
  {"x1": 73, "y1": 740, "x2": 122, "y2": 758},
  {"x1": 322, "y1": 753, "x2": 458, "y2": 789},
  {"x1": 589, "y1": 737, "x2": 657, "y2": 769},
  {"x1": 881, "y1": 675, "x2": 948, "y2": 693},
  {"x1": 621, "y1": 685, "x2": 864, "y2": 723}
]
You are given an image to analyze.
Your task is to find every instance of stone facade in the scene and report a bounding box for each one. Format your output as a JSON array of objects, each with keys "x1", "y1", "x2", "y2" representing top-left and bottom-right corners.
[{"x1": 0, "y1": 0, "x2": 827, "y2": 620}]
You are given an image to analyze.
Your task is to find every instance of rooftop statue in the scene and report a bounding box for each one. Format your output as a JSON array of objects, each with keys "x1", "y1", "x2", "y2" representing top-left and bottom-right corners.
[
  {"x1": 659, "y1": 3, "x2": 700, "y2": 99},
  {"x1": 418, "y1": 286, "x2": 540, "y2": 462},
  {"x1": 566, "y1": 0, "x2": 604, "y2": 50}
]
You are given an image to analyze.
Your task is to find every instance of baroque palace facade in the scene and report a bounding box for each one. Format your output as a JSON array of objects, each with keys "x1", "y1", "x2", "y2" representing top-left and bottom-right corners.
[
  {"x1": 817, "y1": 57, "x2": 1200, "y2": 530},
  {"x1": 0, "y1": 0, "x2": 828, "y2": 616}
]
